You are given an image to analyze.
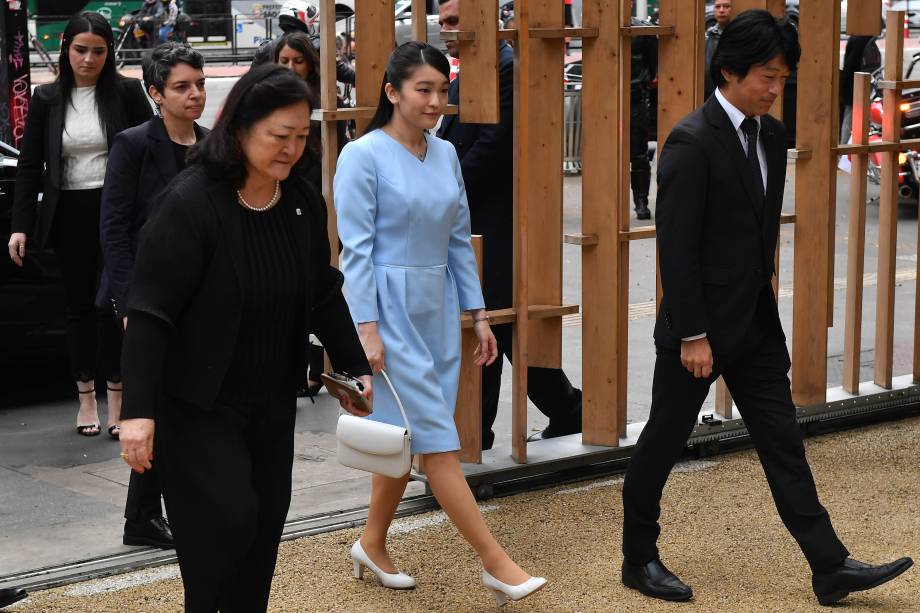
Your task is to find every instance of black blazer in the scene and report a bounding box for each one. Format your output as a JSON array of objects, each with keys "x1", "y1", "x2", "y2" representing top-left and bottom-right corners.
[
  {"x1": 99, "y1": 116, "x2": 209, "y2": 316},
  {"x1": 11, "y1": 78, "x2": 152, "y2": 248},
  {"x1": 121, "y1": 165, "x2": 370, "y2": 419},
  {"x1": 654, "y1": 94, "x2": 786, "y2": 357},
  {"x1": 438, "y1": 41, "x2": 514, "y2": 309}
]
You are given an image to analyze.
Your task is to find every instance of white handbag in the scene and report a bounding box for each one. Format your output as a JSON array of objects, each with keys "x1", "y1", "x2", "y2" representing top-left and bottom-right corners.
[{"x1": 336, "y1": 371, "x2": 412, "y2": 478}]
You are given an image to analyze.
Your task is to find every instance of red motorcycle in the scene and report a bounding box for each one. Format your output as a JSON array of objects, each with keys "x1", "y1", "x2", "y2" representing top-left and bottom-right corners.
[{"x1": 866, "y1": 57, "x2": 920, "y2": 204}]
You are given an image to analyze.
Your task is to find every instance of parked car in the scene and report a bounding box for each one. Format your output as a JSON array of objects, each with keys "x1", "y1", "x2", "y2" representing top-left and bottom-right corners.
[
  {"x1": 888, "y1": 1, "x2": 920, "y2": 28},
  {"x1": 0, "y1": 148, "x2": 68, "y2": 369}
]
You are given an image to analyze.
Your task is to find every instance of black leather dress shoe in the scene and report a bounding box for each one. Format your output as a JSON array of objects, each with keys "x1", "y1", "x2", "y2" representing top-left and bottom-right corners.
[
  {"x1": 622, "y1": 559, "x2": 693, "y2": 602},
  {"x1": 123, "y1": 516, "x2": 175, "y2": 549},
  {"x1": 526, "y1": 418, "x2": 582, "y2": 442},
  {"x1": 813, "y1": 557, "x2": 913, "y2": 606},
  {"x1": 0, "y1": 587, "x2": 27, "y2": 609}
]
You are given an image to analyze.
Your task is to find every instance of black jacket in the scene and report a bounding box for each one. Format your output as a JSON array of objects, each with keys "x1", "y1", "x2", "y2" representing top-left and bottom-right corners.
[
  {"x1": 99, "y1": 116, "x2": 209, "y2": 316},
  {"x1": 654, "y1": 94, "x2": 786, "y2": 357},
  {"x1": 437, "y1": 41, "x2": 514, "y2": 309},
  {"x1": 121, "y1": 165, "x2": 370, "y2": 419},
  {"x1": 11, "y1": 78, "x2": 152, "y2": 247}
]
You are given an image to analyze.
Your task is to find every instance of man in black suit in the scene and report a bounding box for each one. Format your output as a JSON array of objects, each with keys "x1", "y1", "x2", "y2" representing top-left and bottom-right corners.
[
  {"x1": 437, "y1": 0, "x2": 582, "y2": 449},
  {"x1": 620, "y1": 10, "x2": 912, "y2": 606}
]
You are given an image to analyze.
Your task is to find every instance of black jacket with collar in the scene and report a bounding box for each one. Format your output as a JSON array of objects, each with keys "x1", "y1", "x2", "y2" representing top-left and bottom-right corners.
[
  {"x1": 11, "y1": 78, "x2": 152, "y2": 247},
  {"x1": 98, "y1": 116, "x2": 209, "y2": 317},
  {"x1": 120, "y1": 165, "x2": 370, "y2": 419},
  {"x1": 437, "y1": 41, "x2": 514, "y2": 310},
  {"x1": 654, "y1": 94, "x2": 787, "y2": 357}
]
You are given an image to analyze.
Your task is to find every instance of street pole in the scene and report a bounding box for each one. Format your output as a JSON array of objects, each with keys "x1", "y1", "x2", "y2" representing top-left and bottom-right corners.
[{"x1": 0, "y1": 0, "x2": 31, "y2": 151}]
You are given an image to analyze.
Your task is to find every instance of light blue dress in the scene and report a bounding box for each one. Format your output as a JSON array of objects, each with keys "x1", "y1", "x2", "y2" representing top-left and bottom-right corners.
[{"x1": 334, "y1": 129, "x2": 485, "y2": 454}]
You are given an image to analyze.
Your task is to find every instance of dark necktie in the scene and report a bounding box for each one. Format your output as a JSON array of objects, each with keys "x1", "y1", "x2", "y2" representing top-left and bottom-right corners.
[{"x1": 740, "y1": 117, "x2": 764, "y2": 202}]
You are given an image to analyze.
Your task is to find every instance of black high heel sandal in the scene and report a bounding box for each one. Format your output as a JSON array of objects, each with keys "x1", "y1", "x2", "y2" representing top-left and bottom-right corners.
[
  {"x1": 76, "y1": 388, "x2": 101, "y2": 436},
  {"x1": 106, "y1": 384, "x2": 123, "y2": 440}
]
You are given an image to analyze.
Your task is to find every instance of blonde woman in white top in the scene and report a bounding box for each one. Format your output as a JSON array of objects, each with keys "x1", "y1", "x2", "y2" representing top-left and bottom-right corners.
[{"x1": 7, "y1": 12, "x2": 151, "y2": 436}]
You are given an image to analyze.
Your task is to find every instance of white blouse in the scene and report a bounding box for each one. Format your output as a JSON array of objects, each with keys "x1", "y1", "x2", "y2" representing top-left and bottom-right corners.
[{"x1": 61, "y1": 86, "x2": 108, "y2": 190}]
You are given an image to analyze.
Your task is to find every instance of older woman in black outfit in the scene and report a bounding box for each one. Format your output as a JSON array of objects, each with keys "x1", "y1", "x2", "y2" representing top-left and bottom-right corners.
[
  {"x1": 7, "y1": 12, "x2": 151, "y2": 436},
  {"x1": 100, "y1": 42, "x2": 208, "y2": 550},
  {"x1": 118, "y1": 64, "x2": 372, "y2": 612}
]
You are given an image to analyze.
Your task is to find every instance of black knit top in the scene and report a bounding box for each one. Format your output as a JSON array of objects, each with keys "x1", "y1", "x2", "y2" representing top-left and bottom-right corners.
[{"x1": 216, "y1": 196, "x2": 306, "y2": 403}]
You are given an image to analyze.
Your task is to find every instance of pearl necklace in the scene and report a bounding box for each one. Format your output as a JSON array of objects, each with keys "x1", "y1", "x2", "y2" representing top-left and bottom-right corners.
[{"x1": 237, "y1": 181, "x2": 281, "y2": 212}]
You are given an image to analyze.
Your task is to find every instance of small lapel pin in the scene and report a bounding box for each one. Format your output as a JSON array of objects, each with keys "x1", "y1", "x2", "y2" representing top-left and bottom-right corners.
[{"x1": 295, "y1": 208, "x2": 302, "y2": 216}]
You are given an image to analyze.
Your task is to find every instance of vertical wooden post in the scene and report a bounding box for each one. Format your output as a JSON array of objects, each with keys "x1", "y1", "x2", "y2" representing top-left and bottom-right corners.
[
  {"x1": 456, "y1": 236, "x2": 485, "y2": 462},
  {"x1": 842, "y1": 73, "x2": 872, "y2": 394},
  {"x1": 411, "y1": 0, "x2": 427, "y2": 42},
  {"x1": 524, "y1": 0, "x2": 564, "y2": 371},
  {"x1": 846, "y1": 0, "x2": 883, "y2": 36},
  {"x1": 580, "y1": 0, "x2": 622, "y2": 445},
  {"x1": 791, "y1": 0, "x2": 840, "y2": 406},
  {"x1": 874, "y1": 12, "x2": 904, "y2": 389},
  {"x1": 355, "y1": 0, "x2": 395, "y2": 136},
  {"x1": 510, "y1": 0, "x2": 532, "y2": 463},
  {"x1": 459, "y1": 0, "x2": 499, "y2": 123},
  {"x1": 319, "y1": 0, "x2": 339, "y2": 260}
]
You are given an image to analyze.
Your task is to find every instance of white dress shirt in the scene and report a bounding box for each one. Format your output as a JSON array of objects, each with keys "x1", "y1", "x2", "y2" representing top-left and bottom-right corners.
[
  {"x1": 714, "y1": 86, "x2": 768, "y2": 192},
  {"x1": 680, "y1": 88, "x2": 768, "y2": 343}
]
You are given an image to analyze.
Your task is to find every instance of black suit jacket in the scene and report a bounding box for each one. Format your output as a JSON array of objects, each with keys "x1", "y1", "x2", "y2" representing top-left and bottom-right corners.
[
  {"x1": 654, "y1": 94, "x2": 786, "y2": 357},
  {"x1": 121, "y1": 165, "x2": 370, "y2": 419},
  {"x1": 99, "y1": 116, "x2": 209, "y2": 316},
  {"x1": 438, "y1": 41, "x2": 515, "y2": 309},
  {"x1": 11, "y1": 78, "x2": 152, "y2": 247}
]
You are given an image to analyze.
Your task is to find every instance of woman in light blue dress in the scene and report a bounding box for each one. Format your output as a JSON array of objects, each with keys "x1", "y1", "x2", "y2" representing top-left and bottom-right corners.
[{"x1": 334, "y1": 42, "x2": 546, "y2": 605}]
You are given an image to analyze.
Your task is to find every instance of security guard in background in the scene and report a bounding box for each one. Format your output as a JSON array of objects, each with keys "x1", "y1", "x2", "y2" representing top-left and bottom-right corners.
[{"x1": 630, "y1": 17, "x2": 658, "y2": 220}]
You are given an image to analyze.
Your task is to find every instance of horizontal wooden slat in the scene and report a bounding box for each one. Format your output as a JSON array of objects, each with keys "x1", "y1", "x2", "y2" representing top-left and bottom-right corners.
[
  {"x1": 440, "y1": 29, "x2": 477, "y2": 41},
  {"x1": 530, "y1": 27, "x2": 599, "y2": 38},
  {"x1": 836, "y1": 138, "x2": 920, "y2": 155},
  {"x1": 563, "y1": 233, "x2": 599, "y2": 245},
  {"x1": 620, "y1": 226, "x2": 656, "y2": 241},
  {"x1": 620, "y1": 25, "x2": 676, "y2": 36},
  {"x1": 444, "y1": 27, "x2": 594, "y2": 40},
  {"x1": 311, "y1": 105, "x2": 458, "y2": 121},
  {"x1": 877, "y1": 79, "x2": 920, "y2": 90},
  {"x1": 788, "y1": 148, "x2": 813, "y2": 160},
  {"x1": 459, "y1": 304, "x2": 581, "y2": 328},
  {"x1": 618, "y1": 214, "x2": 795, "y2": 243}
]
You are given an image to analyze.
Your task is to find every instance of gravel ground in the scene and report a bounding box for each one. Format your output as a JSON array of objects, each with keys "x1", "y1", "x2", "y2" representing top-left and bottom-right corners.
[{"x1": 14, "y1": 416, "x2": 919, "y2": 612}]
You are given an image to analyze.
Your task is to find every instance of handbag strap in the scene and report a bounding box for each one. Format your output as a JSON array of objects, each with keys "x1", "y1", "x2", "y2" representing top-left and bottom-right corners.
[{"x1": 379, "y1": 370, "x2": 412, "y2": 440}]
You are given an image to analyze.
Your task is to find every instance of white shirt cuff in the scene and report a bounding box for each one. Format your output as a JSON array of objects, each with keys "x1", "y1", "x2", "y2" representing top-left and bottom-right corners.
[{"x1": 681, "y1": 333, "x2": 707, "y2": 341}]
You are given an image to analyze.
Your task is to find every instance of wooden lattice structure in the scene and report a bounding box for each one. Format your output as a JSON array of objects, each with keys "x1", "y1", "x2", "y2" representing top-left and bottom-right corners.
[{"x1": 314, "y1": 0, "x2": 920, "y2": 466}]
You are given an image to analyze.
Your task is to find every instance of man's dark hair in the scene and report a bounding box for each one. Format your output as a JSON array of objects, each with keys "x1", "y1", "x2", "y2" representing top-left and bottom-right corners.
[
  {"x1": 710, "y1": 9, "x2": 800, "y2": 88},
  {"x1": 187, "y1": 64, "x2": 314, "y2": 186},
  {"x1": 142, "y1": 42, "x2": 205, "y2": 96}
]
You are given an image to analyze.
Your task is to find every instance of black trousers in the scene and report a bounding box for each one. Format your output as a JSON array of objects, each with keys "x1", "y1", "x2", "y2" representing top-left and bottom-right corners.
[
  {"x1": 622, "y1": 305, "x2": 850, "y2": 573},
  {"x1": 155, "y1": 393, "x2": 296, "y2": 612},
  {"x1": 629, "y1": 90, "x2": 651, "y2": 202},
  {"x1": 124, "y1": 467, "x2": 163, "y2": 521},
  {"x1": 51, "y1": 189, "x2": 122, "y2": 383},
  {"x1": 481, "y1": 322, "x2": 582, "y2": 449}
]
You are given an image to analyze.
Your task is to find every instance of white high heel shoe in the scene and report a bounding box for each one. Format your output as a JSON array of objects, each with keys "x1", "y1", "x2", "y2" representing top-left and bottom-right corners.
[
  {"x1": 350, "y1": 540, "x2": 416, "y2": 589},
  {"x1": 481, "y1": 570, "x2": 547, "y2": 606}
]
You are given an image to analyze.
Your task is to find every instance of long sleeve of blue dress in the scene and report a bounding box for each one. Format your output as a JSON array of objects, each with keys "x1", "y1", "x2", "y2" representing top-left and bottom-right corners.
[
  {"x1": 447, "y1": 152, "x2": 486, "y2": 312},
  {"x1": 333, "y1": 141, "x2": 379, "y2": 324}
]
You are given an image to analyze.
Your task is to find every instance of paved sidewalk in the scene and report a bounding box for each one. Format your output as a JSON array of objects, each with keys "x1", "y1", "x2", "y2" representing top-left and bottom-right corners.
[{"x1": 11, "y1": 416, "x2": 919, "y2": 612}]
